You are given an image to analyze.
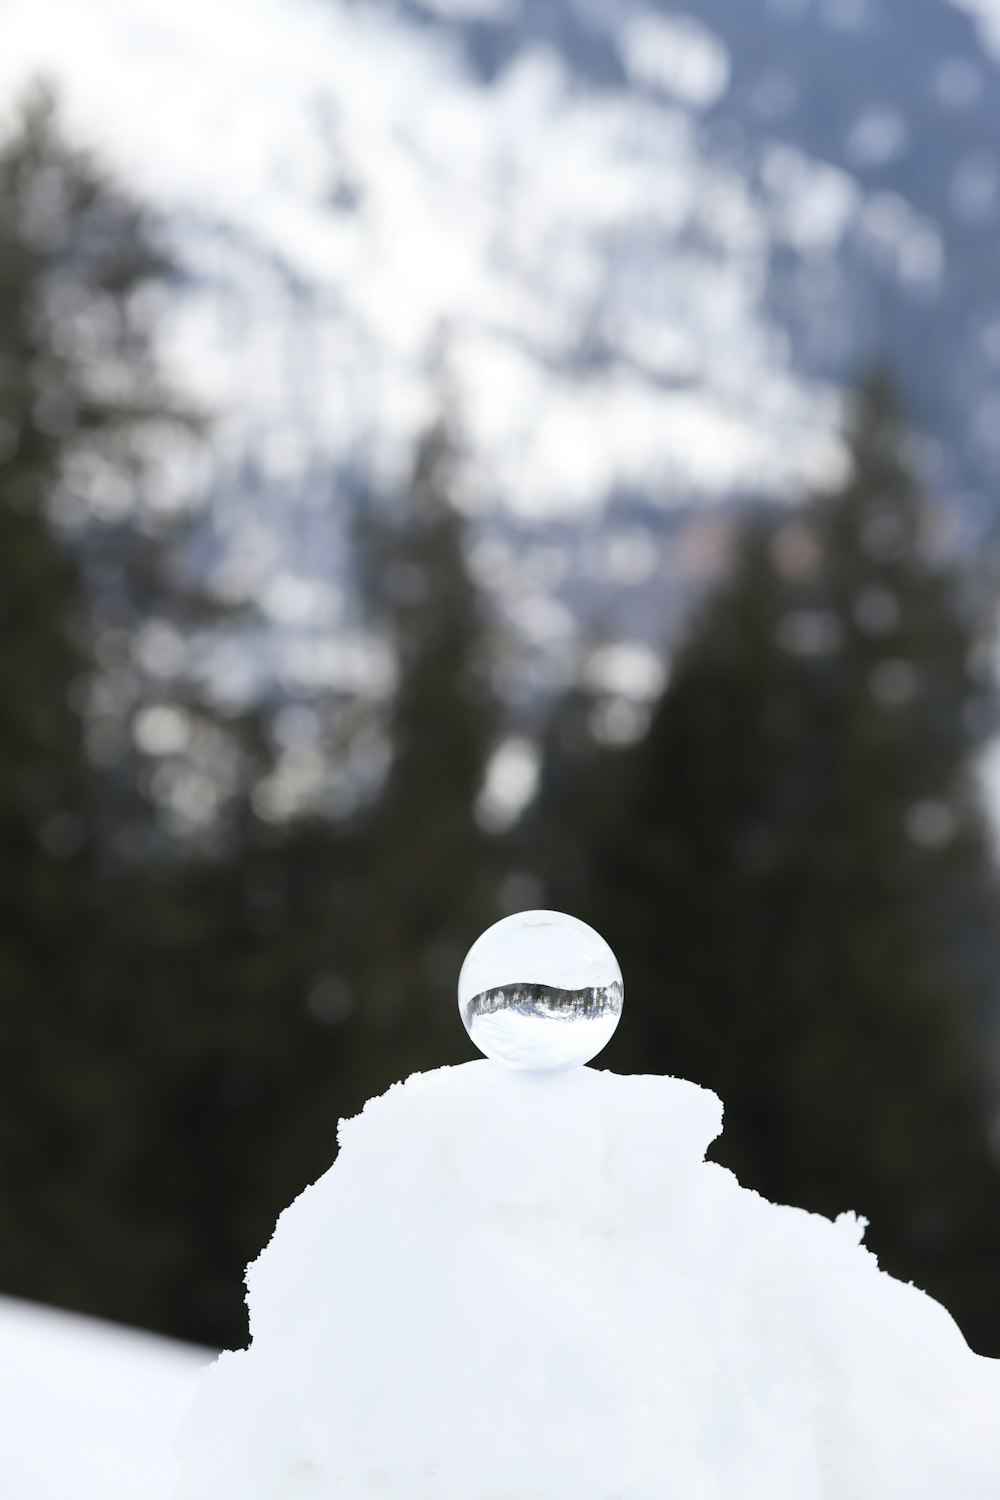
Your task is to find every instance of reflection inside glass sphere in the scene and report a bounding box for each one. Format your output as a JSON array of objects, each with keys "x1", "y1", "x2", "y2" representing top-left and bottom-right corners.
[{"x1": 458, "y1": 911, "x2": 623, "y2": 1071}]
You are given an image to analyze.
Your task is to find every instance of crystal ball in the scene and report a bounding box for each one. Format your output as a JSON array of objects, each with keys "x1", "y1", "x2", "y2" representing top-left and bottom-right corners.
[{"x1": 458, "y1": 910, "x2": 623, "y2": 1071}]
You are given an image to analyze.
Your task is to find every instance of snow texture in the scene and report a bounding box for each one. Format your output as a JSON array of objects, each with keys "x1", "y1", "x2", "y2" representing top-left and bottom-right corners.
[
  {"x1": 175, "y1": 1062, "x2": 1000, "y2": 1499},
  {"x1": 0, "y1": 1295, "x2": 209, "y2": 1500}
]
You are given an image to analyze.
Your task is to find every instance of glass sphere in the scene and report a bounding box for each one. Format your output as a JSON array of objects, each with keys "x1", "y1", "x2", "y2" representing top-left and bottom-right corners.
[{"x1": 458, "y1": 910, "x2": 623, "y2": 1071}]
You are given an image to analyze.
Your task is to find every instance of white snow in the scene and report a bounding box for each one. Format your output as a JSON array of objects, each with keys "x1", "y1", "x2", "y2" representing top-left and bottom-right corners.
[
  {"x1": 582, "y1": 639, "x2": 667, "y2": 698},
  {"x1": 175, "y1": 1062, "x2": 1000, "y2": 1499},
  {"x1": 420, "y1": 0, "x2": 519, "y2": 19},
  {"x1": 622, "y1": 13, "x2": 731, "y2": 109},
  {"x1": 0, "y1": 0, "x2": 844, "y2": 526},
  {"x1": 948, "y1": 0, "x2": 1000, "y2": 60},
  {"x1": 475, "y1": 735, "x2": 541, "y2": 832},
  {"x1": 0, "y1": 1295, "x2": 209, "y2": 1500}
]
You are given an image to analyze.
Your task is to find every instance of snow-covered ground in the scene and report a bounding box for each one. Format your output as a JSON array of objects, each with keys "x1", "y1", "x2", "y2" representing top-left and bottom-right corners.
[
  {"x1": 4, "y1": 1063, "x2": 998, "y2": 1497},
  {"x1": 176, "y1": 1062, "x2": 1000, "y2": 1499},
  {"x1": 0, "y1": 1296, "x2": 210, "y2": 1500}
]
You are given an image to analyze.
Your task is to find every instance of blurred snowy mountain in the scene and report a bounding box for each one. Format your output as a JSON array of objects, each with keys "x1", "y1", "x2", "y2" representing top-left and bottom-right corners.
[{"x1": 1, "y1": 0, "x2": 999, "y2": 663}]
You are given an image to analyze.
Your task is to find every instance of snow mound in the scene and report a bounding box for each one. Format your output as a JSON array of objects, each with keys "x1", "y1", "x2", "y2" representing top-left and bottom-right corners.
[
  {"x1": 175, "y1": 1062, "x2": 1000, "y2": 1499},
  {"x1": 0, "y1": 1296, "x2": 209, "y2": 1500}
]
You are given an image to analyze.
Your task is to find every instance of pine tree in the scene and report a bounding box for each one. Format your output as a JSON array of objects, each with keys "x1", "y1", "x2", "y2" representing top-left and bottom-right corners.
[
  {"x1": 0, "y1": 88, "x2": 253, "y2": 1332},
  {"x1": 100, "y1": 809, "x2": 361, "y2": 1346},
  {"x1": 0, "y1": 116, "x2": 96, "y2": 1302},
  {"x1": 0, "y1": 100, "x2": 507, "y2": 1348},
  {"x1": 127, "y1": 417, "x2": 510, "y2": 1345},
  {"x1": 540, "y1": 374, "x2": 1000, "y2": 1352},
  {"x1": 349, "y1": 419, "x2": 502, "y2": 1098}
]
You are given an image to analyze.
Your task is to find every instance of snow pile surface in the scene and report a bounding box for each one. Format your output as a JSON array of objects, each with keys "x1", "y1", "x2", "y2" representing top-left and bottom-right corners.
[
  {"x1": 0, "y1": 1296, "x2": 209, "y2": 1500},
  {"x1": 175, "y1": 1062, "x2": 1000, "y2": 1499}
]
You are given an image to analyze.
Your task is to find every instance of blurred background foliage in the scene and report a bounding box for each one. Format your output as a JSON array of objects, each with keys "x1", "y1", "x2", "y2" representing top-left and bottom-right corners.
[{"x1": 1, "y1": 91, "x2": 1000, "y2": 1356}]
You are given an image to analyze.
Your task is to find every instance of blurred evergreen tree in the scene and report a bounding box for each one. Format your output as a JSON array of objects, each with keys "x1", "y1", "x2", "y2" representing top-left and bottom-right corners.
[
  {"x1": 0, "y1": 88, "x2": 263, "y2": 1338},
  {"x1": 0, "y1": 85, "x2": 173, "y2": 1311},
  {"x1": 104, "y1": 416, "x2": 507, "y2": 1347},
  {"x1": 349, "y1": 420, "x2": 502, "y2": 1100},
  {"x1": 535, "y1": 373, "x2": 1000, "y2": 1352},
  {"x1": 109, "y1": 809, "x2": 362, "y2": 1346},
  {"x1": 0, "y1": 99, "x2": 98, "y2": 1307}
]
